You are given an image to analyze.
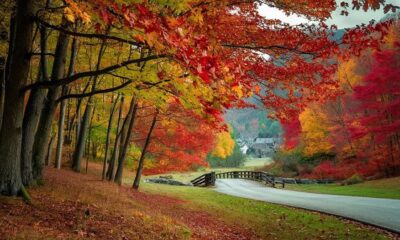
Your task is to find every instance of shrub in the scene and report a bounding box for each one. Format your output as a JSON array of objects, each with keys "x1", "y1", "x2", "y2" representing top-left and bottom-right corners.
[{"x1": 341, "y1": 174, "x2": 364, "y2": 186}]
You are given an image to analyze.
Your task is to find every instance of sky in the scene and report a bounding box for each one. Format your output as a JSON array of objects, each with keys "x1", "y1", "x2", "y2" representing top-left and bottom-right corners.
[{"x1": 258, "y1": 0, "x2": 398, "y2": 28}]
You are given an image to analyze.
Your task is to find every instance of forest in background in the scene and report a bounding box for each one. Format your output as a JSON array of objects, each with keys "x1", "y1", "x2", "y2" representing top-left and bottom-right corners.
[{"x1": 267, "y1": 18, "x2": 400, "y2": 180}]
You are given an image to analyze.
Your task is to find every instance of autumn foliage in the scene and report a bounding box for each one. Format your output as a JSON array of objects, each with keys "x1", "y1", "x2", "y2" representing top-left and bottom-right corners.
[{"x1": 280, "y1": 22, "x2": 400, "y2": 180}]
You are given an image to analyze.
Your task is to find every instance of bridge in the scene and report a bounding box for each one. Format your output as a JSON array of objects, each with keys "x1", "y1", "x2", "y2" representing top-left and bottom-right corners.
[{"x1": 190, "y1": 171, "x2": 285, "y2": 188}]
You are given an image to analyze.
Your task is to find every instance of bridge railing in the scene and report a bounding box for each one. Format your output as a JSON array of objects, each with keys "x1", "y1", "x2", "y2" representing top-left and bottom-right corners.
[
  {"x1": 190, "y1": 172, "x2": 216, "y2": 187},
  {"x1": 191, "y1": 171, "x2": 285, "y2": 188}
]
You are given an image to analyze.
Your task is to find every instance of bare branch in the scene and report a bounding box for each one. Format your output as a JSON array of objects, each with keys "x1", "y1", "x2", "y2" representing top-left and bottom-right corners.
[
  {"x1": 23, "y1": 54, "x2": 167, "y2": 91},
  {"x1": 56, "y1": 80, "x2": 133, "y2": 102}
]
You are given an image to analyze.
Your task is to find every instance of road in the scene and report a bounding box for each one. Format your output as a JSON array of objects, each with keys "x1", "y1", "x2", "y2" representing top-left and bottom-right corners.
[{"x1": 214, "y1": 179, "x2": 400, "y2": 233}]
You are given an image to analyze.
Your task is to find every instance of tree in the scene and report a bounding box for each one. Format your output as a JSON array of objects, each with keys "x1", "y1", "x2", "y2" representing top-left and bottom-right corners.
[
  {"x1": 351, "y1": 47, "x2": 400, "y2": 176},
  {"x1": 0, "y1": 0, "x2": 34, "y2": 195}
]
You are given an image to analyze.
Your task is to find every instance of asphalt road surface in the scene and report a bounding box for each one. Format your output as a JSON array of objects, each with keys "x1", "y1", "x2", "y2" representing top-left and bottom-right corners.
[{"x1": 214, "y1": 179, "x2": 400, "y2": 233}]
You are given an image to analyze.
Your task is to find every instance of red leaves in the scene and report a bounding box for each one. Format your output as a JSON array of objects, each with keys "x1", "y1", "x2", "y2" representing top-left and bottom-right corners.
[{"x1": 281, "y1": 118, "x2": 301, "y2": 150}]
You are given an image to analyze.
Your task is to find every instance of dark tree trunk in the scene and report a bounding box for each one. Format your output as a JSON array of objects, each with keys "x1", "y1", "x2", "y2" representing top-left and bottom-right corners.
[
  {"x1": 21, "y1": 24, "x2": 50, "y2": 185},
  {"x1": 32, "y1": 21, "x2": 70, "y2": 181},
  {"x1": 0, "y1": 57, "x2": 5, "y2": 131},
  {"x1": 45, "y1": 136, "x2": 55, "y2": 166},
  {"x1": 0, "y1": 0, "x2": 34, "y2": 196},
  {"x1": 72, "y1": 99, "x2": 92, "y2": 172},
  {"x1": 86, "y1": 105, "x2": 96, "y2": 174},
  {"x1": 107, "y1": 96, "x2": 124, "y2": 181},
  {"x1": 114, "y1": 98, "x2": 137, "y2": 185},
  {"x1": 102, "y1": 94, "x2": 119, "y2": 180},
  {"x1": 133, "y1": 110, "x2": 158, "y2": 190},
  {"x1": 55, "y1": 36, "x2": 78, "y2": 169},
  {"x1": 72, "y1": 35, "x2": 107, "y2": 172}
]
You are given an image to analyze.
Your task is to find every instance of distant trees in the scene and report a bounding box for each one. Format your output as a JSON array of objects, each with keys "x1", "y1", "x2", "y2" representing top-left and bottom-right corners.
[
  {"x1": 207, "y1": 131, "x2": 246, "y2": 168},
  {"x1": 278, "y1": 22, "x2": 400, "y2": 179}
]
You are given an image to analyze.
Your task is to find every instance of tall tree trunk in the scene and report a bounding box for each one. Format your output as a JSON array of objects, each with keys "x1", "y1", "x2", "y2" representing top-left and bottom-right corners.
[
  {"x1": 72, "y1": 32, "x2": 107, "y2": 172},
  {"x1": 133, "y1": 110, "x2": 158, "y2": 190},
  {"x1": 114, "y1": 98, "x2": 137, "y2": 185},
  {"x1": 0, "y1": 57, "x2": 5, "y2": 131},
  {"x1": 32, "y1": 20, "x2": 70, "y2": 181},
  {"x1": 72, "y1": 99, "x2": 92, "y2": 172},
  {"x1": 55, "y1": 36, "x2": 78, "y2": 169},
  {"x1": 55, "y1": 91, "x2": 66, "y2": 169},
  {"x1": 86, "y1": 105, "x2": 96, "y2": 174},
  {"x1": 21, "y1": 24, "x2": 50, "y2": 185},
  {"x1": 102, "y1": 94, "x2": 119, "y2": 180},
  {"x1": 45, "y1": 136, "x2": 55, "y2": 166},
  {"x1": 107, "y1": 96, "x2": 124, "y2": 181},
  {"x1": 0, "y1": 0, "x2": 34, "y2": 195}
]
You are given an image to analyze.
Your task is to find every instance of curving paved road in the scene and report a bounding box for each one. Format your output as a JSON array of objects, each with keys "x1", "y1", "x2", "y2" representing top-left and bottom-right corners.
[{"x1": 214, "y1": 179, "x2": 400, "y2": 233}]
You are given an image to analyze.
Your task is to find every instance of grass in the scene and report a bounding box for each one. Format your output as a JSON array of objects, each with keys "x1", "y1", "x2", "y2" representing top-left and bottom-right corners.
[
  {"x1": 3, "y1": 161, "x2": 394, "y2": 239},
  {"x1": 286, "y1": 177, "x2": 400, "y2": 199},
  {"x1": 121, "y1": 178, "x2": 392, "y2": 239},
  {"x1": 243, "y1": 157, "x2": 273, "y2": 168}
]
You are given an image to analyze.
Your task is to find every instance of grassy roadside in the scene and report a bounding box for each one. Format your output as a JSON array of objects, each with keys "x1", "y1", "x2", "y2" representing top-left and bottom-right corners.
[
  {"x1": 285, "y1": 177, "x2": 400, "y2": 199},
  {"x1": 136, "y1": 181, "x2": 393, "y2": 240}
]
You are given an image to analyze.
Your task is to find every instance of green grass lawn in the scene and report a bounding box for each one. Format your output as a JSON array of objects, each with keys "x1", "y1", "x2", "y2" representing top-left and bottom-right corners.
[
  {"x1": 286, "y1": 177, "x2": 400, "y2": 199},
  {"x1": 243, "y1": 157, "x2": 273, "y2": 168},
  {"x1": 136, "y1": 182, "x2": 390, "y2": 240}
]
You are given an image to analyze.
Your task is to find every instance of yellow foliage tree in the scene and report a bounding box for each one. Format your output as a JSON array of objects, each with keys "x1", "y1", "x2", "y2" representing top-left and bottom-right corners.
[
  {"x1": 211, "y1": 131, "x2": 235, "y2": 159},
  {"x1": 299, "y1": 106, "x2": 334, "y2": 156}
]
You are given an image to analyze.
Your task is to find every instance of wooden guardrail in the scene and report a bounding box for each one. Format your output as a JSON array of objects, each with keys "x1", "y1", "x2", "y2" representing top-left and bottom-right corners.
[
  {"x1": 191, "y1": 171, "x2": 285, "y2": 188},
  {"x1": 190, "y1": 172, "x2": 216, "y2": 187}
]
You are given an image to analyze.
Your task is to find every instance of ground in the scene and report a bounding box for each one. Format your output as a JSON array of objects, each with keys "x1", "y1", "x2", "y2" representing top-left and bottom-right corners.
[
  {"x1": 286, "y1": 177, "x2": 400, "y2": 199},
  {"x1": 0, "y1": 163, "x2": 398, "y2": 240}
]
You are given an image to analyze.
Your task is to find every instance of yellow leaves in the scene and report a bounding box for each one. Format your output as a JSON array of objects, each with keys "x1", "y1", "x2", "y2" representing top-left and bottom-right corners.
[
  {"x1": 299, "y1": 107, "x2": 334, "y2": 156},
  {"x1": 383, "y1": 21, "x2": 400, "y2": 47},
  {"x1": 338, "y1": 57, "x2": 362, "y2": 90},
  {"x1": 81, "y1": 12, "x2": 91, "y2": 25},
  {"x1": 232, "y1": 85, "x2": 243, "y2": 99},
  {"x1": 64, "y1": 7, "x2": 75, "y2": 23},
  {"x1": 211, "y1": 131, "x2": 235, "y2": 159},
  {"x1": 64, "y1": 0, "x2": 91, "y2": 24},
  {"x1": 145, "y1": 32, "x2": 165, "y2": 51}
]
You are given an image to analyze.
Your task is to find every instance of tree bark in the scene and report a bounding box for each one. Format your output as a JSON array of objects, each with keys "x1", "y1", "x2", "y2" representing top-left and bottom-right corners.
[
  {"x1": 0, "y1": 57, "x2": 5, "y2": 131},
  {"x1": 102, "y1": 94, "x2": 119, "y2": 180},
  {"x1": 133, "y1": 110, "x2": 158, "y2": 190},
  {"x1": 45, "y1": 136, "x2": 55, "y2": 166},
  {"x1": 32, "y1": 20, "x2": 70, "y2": 181},
  {"x1": 55, "y1": 91, "x2": 66, "y2": 169},
  {"x1": 21, "y1": 24, "x2": 50, "y2": 185},
  {"x1": 114, "y1": 98, "x2": 137, "y2": 185},
  {"x1": 107, "y1": 96, "x2": 124, "y2": 181},
  {"x1": 86, "y1": 105, "x2": 96, "y2": 174},
  {"x1": 55, "y1": 36, "x2": 78, "y2": 169},
  {"x1": 0, "y1": 0, "x2": 34, "y2": 195},
  {"x1": 72, "y1": 32, "x2": 107, "y2": 172},
  {"x1": 72, "y1": 100, "x2": 92, "y2": 172}
]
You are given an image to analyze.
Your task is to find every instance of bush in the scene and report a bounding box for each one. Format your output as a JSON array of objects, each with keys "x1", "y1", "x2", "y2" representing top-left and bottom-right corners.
[{"x1": 341, "y1": 174, "x2": 364, "y2": 186}]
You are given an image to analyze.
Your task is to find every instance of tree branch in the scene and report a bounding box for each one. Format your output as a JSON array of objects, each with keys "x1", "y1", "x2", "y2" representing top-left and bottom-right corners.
[
  {"x1": 33, "y1": 16, "x2": 144, "y2": 48},
  {"x1": 56, "y1": 80, "x2": 133, "y2": 102},
  {"x1": 23, "y1": 54, "x2": 167, "y2": 91}
]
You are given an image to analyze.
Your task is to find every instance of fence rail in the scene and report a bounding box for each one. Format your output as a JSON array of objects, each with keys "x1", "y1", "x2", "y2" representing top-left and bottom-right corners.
[{"x1": 191, "y1": 171, "x2": 285, "y2": 188}]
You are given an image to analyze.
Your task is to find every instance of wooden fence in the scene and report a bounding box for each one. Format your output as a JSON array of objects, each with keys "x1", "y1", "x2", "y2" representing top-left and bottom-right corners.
[{"x1": 191, "y1": 171, "x2": 285, "y2": 188}]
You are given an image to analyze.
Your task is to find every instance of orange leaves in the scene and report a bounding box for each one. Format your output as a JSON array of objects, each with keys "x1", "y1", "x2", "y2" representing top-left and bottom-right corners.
[{"x1": 64, "y1": 0, "x2": 91, "y2": 24}]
